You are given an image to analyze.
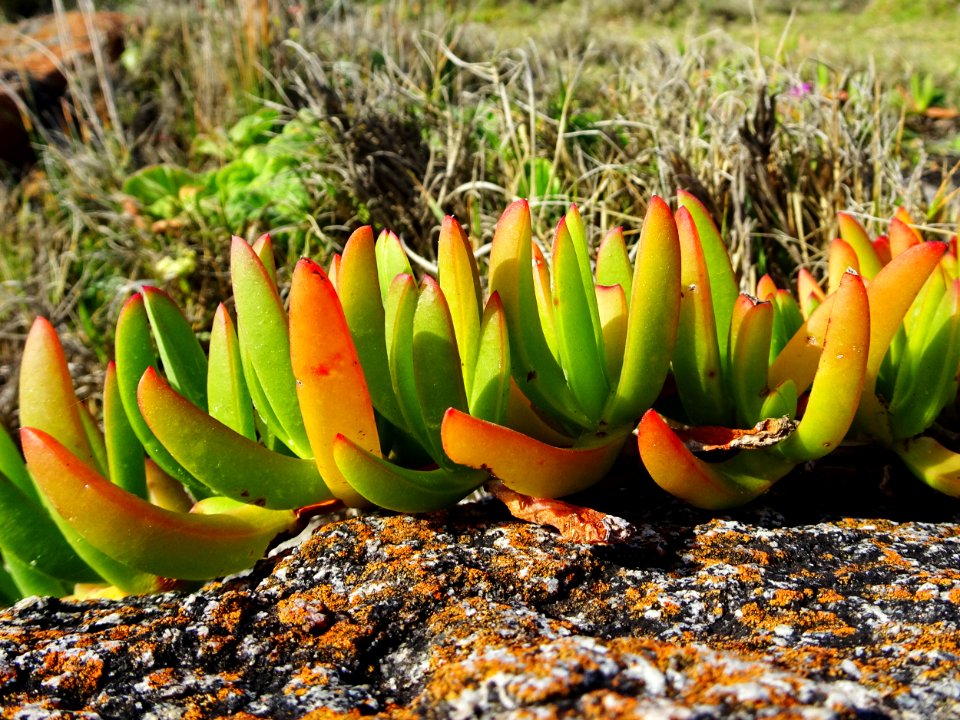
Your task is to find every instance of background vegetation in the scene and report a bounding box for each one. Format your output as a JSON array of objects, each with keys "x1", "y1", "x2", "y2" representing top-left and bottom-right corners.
[{"x1": 1, "y1": 0, "x2": 958, "y2": 434}]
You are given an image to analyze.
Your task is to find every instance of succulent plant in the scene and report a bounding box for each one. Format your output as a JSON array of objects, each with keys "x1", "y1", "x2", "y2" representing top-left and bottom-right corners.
[
  {"x1": 636, "y1": 192, "x2": 872, "y2": 509},
  {"x1": 830, "y1": 211, "x2": 960, "y2": 496},
  {"x1": 3, "y1": 195, "x2": 958, "y2": 603},
  {"x1": 440, "y1": 198, "x2": 681, "y2": 497}
]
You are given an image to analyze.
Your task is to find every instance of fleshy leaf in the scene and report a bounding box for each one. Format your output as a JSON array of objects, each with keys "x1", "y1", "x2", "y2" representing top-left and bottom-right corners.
[
  {"x1": 673, "y1": 206, "x2": 726, "y2": 426},
  {"x1": 289, "y1": 258, "x2": 379, "y2": 507},
  {"x1": 468, "y1": 293, "x2": 511, "y2": 424},
  {"x1": 375, "y1": 229, "x2": 414, "y2": 304},
  {"x1": 837, "y1": 212, "x2": 883, "y2": 279},
  {"x1": 796, "y1": 269, "x2": 825, "y2": 316},
  {"x1": 441, "y1": 408, "x2": 628, "y2": 498},
  {"x1": 438, "y1": 215, "x2": 483, "y2": 396},
  {"x1": 231, "y1": 236, "x2": 311, "y2": 457},
  {"x1": 729, "y1": 299, "x2": 774, "y2": 427},
  {"x1": 115, "y1": 294, "x2": 200, "y2": 493},
  {"x1": 488, "y1": 200, "x2": 588, "y2": 429},
  {"x1": 339, "y1": 226, "x2": 405, "y2": 430},
  {"x1": 412, "y1": 276, "x2": 469, "y2": 468},
  {"x1": 889, "y1": 216, "x2": 920, "y2": 258},
  {"x1": 775, "y1": 271, "x2": 869, "y2": 461},
  {"x1": 141, "y1": 286, "x2": 208, "y2": 411},
  {"x1": 605, "y1": 196, "x2": 681, "y2": 428},
  {"x1": 828, "y1": 238, "x2": 859, "y2": 294},
  {"x1": 19, "y1": 317, "x2": 96, "y2": 470},
  {"x1": 333, "y1": 434, "x2": 485, "y2": 512},
  {"x1": 0, "y1": 426, "x2": 34, "y2": 502},
  {"x1": 564, "y1": 204, "x2": 604, "y2": 351},
  {"x1": 138, "y1": 368, "x2": 334, "y2": 509},
  {"x1": 596, "y1": 284, "x2": 628, "y2": 383},
  {"x1": 856, "y1": 241, "x2": 947, "y2": 440},
  {"x1": 207, "y1": 304, "x2": 256, "y2": 441},
  {"x1": 895, "y1": 436, "x2": 960, "y2": 497},
  {"x1": 552, "y1": 218, "x2": 609, "y2": 424},
  {"x1": 104, "y1": 361, "x2": 147, "y2": 498},
  {"x1": 251, "y1": 233, "x2": 278, "y2": 288},
  {"x1": 888, "y1": 280, "x2": 960, "y2": 440},
  {"x1": 595, "y1": 227, "x2": 632, "y2": 307},
  {"x1": 637, "y1": 410, "x2": 794, "y2": 509},
  {"x1": 0, "y1": 470, "x2": 96, "y2": 583},
  {"x1": 531, "y1": 242, "x2": 559, "y2": 361},
  {"x1": 22, "y1": 427, "x2": 296, "y2": 582},
  {"x1": 677, "y1": 189, "x2": 738, "y2": 361},
  {"x1": 385, "y1": 273, "x2": 430, "y2": 450}
]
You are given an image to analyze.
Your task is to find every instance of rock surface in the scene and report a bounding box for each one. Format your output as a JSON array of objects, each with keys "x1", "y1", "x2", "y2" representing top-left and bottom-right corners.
[
  {"x1": 0, "y1": 10, "x2": 127, "y2": 168},
  {"x1": 1, "y1": 455, "x2": 960, "y2": 718}
]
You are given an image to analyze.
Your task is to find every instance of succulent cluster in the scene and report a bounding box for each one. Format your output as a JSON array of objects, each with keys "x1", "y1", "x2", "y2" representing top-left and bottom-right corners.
[{"x1": 2, "y1": 196, "x2": 958, "y2": 602}]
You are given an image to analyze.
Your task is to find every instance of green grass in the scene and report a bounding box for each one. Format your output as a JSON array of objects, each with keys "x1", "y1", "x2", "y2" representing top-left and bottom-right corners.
[{"x1": 1, "y1": 0, "x2": 958, "y2": 434}]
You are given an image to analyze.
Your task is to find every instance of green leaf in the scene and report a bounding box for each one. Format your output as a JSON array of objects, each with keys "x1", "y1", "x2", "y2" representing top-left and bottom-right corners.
[
  {"x1": 759, "y1": 380, "x2": 798, "y2": 420},
  {"x1": 596, "y1": 284, "x2": 628, "y2": 384},
  {"x1": 123, "y1": 165, "x2": 199, "y2": 210},
  {"x1": 595, "y1": 227, "x2": 632, "y2": 307},
  {"x1": 104, "y1": 362, "x2": 147, "y2": 498},
  {"x1": 0, "y1": 426, "x2": 35, "y2": 503},
  {"x1": 837, "y1": 212, "x2": 883, "y2": 280},
  {"x1": 385, "y1": 274, "x2": 430, "y2": 450},
  {"x1": 207, "y1": 304, "x2": 256, "y2": 441},
  {"x1": 564, "y1": 205, "x2": 605, "y2": 352},
  {"x1": 441, "y1": 408, "x2": 629, "y2": 498},
  {"x1": 775, "y1": 272, "x2": 869, "y2": 462},
  {"x1": 488, "y1": 200, "x2": 589, "y2": 431},
  {"x1": 673, "y1": 206, "x2": 727, "y2": 426},
  {"x1": 4, "y1": 553, "x2": 67, "y2": 599},
  {"x1": 375, "y1": 229, "x2": 414, "y2": 305},
  {"x1": 231, "y1": 236, "x2": 311, "y2": 457},
  {"x1": 227, "y1": 108, "x2": 280, "y2": 148},
  {"x1": 769, "y1": 290, "x2": 804, "y2": 364},
  {"x1": 637, "y1": 409, "x2": 794, "y2": 510},
  {"x1": 552, "y1": 219, "x2": 609, "y2": 424},
  {"x1": 141, "y1": 287, "x2": 208, "y2": 411},
  {"x1": 413, "y1": 277, "x2": 470, "y2": 468},
  {"x1": 889, "y1": 280, "x2": 960, "y2": 440},
  {"x1": 438, "y1": 215, "x2": 483, "y2": 397},
  {"x1": 338, "y1": 226, "x2": 405, "y2": 430},
  {"x1": 729, "y1": 299, "x2": 774, "y2": 427},
  {"x1": 468, "y1": 294, "x2": 511, "y2": 424},
  {"x1": 138, "y1": 368, "x2": 333, "y2": 509},
  {"x1": 333, "y1": 434, "x2": 485, "y2": 512},
  {"x1": 22, "y1": 427, "x2": 295, "y2": 582},
  {"x1": 0, "y1": 471, "x2": 96, "y2": 583},
  {"x1": 678, "y1": 190, "x2": 738, "y2": 364},
  {"x1": 605, "y1": 197, "x2": 681, "y2": 428},
  {"x1": 18, "y1": 317, "x2": 97, "y2": 471},
  {"x1": 115, "y1": 294, "x2": 202, "y2": 495}
]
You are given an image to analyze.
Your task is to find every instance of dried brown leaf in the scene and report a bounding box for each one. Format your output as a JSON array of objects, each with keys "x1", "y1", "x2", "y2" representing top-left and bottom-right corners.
[
  {"x1": 667, "y1": 415, "x2": 797, "y2": 452},
  {"x1": 486, "y1": 480, "x2": 635, "y2": 545}
]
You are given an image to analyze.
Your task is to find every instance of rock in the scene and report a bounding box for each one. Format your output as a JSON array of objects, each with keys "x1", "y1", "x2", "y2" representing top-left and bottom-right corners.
[
  {"x1": 0, "y1": 10, "x2": 126, "y2": 168},
  {"x1": 1, "y1": 460, "x2": 959, "y2": 718}
]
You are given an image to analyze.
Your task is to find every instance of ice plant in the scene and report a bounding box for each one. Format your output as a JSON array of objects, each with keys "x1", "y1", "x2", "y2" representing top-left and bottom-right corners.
[
  {"x1": 134, "y1": 220, "x2": 509, "y2": 514},
  {"x1": 441, "y1": 198, "x2": 681, "y2": 497},
  {"x1": 636, "y1": 192, "x2": 872, "y2": 508},
  {"x1": 7, "y1": 316, "x2": 296, "y2": 601},
  {"x1": 832, "y1": 211, "x2": 960, "y2": 496}
]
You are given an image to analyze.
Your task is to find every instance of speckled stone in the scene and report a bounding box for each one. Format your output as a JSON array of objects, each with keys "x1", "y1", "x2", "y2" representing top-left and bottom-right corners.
[{"x1": 1, "y1": 455, "x2": 959, "y2": 719}]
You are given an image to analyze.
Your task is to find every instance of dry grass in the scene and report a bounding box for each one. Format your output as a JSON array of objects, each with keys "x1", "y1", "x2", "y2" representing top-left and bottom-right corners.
[{"x1": 1, "y1": 0, "x2": 958, "y2": 433}]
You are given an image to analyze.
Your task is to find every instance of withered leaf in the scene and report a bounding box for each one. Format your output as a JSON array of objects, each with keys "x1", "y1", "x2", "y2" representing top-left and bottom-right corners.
[
  {"x1": 664, "y1": 414, "x2": 797, "y2": 452},
  {"x1": 486, "y1": 480, "x2": 635, "y2": 545}
]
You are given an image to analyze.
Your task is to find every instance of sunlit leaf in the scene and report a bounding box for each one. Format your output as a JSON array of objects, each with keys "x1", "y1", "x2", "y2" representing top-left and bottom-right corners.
[{"x1": 22, "y1": 427, "x2": 295, "y2": 582}]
